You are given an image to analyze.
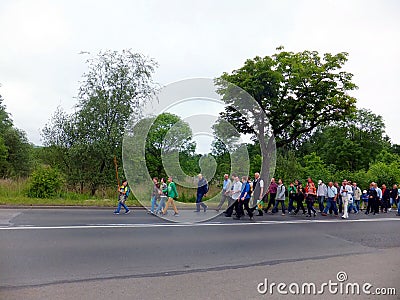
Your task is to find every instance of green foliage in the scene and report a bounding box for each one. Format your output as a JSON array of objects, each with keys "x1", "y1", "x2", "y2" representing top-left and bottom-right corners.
[
  {"x1": 42, "y1": 50, "x2": 158, "y2": 195},
  {"x1": 218, "y1": 48, "x2": 357, "y2": 148},
  {"x1": 299, "y1": 109, "x2": 389, "y2": 171},
  {"x1": 217, "y1": 47, "x2": 357, "y2": 185},
  {"x1": 0, "y1": 94, "x2": 33, "y2": 178},
  {"x1": 367, "y1": 161, "x2": 400, "y2": 187},
  {"x1": 27, "y1": 166, "x2": 64, "y2": 198},
  {"x1": 145, "y1": 113, "x2": 196, "y2": 179}
]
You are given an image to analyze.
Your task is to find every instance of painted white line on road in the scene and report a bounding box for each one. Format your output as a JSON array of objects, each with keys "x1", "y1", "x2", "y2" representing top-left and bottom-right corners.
[{"x1": 0, "y1": 218, "x2": 399, "y2": 230}]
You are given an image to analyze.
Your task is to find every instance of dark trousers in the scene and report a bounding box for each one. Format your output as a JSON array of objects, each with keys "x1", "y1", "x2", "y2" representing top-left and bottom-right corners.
[
  {"x1": 225, "y1": 198, "x2": 236, "y2": 217},
  {"x1": 366, "y1": 198, "x2": 379, "y2": 214},
  {"x1": 317, "y1": 196, "x2": 325, "y2": 212},
  {"x1": 196, "y1": 193, "x2": 207, "y2": 211},
  {"x1": 288, "y1": 194, "x2": 296, "y2": 212},
  {"x1": 381, "y1": 199, "x2": 389, "y2": 212},
  {"x1": 294, "y1": 199, "x2": 305, "y2": 214},
  {"x1": 236, "y1": 198, "x2": 253, "y2": 218},
  {"x1": 307, "y1": 196, "x2": 316, "y2": 215},
  {"x1": 264, "y1": 193, "x2": 276, "y2": 212}
]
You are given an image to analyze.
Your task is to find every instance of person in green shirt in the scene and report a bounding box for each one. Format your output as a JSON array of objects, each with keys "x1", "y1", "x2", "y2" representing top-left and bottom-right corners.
[
  {"x1": 288, "y1": 182, "x2": 297, "y2": 214},
  {"x1": 162, "y1": 176, "x2": 179, "y2": 216}
]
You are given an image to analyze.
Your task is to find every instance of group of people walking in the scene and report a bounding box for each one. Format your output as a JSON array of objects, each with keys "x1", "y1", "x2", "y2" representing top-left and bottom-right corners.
[
  {"x1": 216, "y1": 173, "x2": 400, "y2": 220},
  {"x1": 114, "y1": 173, "x2": 400, "y2": 220}
]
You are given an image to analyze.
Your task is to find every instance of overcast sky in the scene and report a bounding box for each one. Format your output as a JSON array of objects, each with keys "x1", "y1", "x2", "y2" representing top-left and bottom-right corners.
[{"x1": 0, "y1": 0, "x2": 399, "y2": 146}]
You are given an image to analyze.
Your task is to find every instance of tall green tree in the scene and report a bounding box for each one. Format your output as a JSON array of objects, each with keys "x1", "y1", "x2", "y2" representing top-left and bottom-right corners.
[
  {"x1": 43, "y1": 50, "x2": 158, "y2": 194},
  {"x1": 299, "y1": 109, "x2": 389, "y2": 171},
  {"x1": 216, "y1": 47, "x2": 357, "y2": 184},
  {"x1": 0, "y1": 93, "x2": 32, "y2": 177},
  {"x1": 144, "y1": 113, "x2": 196, "y2": 179}
]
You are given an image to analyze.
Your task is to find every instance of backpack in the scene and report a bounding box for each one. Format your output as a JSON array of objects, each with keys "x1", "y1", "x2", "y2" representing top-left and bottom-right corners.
[{"x1": 279, "y1": 185, "x2": 288, "y2": 198}]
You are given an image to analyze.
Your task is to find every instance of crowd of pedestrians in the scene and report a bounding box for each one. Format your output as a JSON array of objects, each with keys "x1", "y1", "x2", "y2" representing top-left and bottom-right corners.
[
  {"x1": 217, "y1": 173, "x2": 400, "y2": 220},
  {"x1": 115, "y1": 173, "x2": 400, "y2": 220}
]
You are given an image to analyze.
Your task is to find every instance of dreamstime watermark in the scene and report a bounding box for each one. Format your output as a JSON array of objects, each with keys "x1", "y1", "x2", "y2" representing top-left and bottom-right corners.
[{"x1": 257, "y1": 271, "x2": 396, "y2": 296}]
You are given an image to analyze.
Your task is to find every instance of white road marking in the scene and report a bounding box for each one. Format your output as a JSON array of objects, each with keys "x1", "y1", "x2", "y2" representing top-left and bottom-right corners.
[{"x1": 0, "y1": 218, "x2": 398, "y2": 230}]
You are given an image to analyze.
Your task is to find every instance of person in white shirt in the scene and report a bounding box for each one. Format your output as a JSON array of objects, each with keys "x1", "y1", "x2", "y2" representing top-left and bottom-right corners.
[
  {"x1": 352, "y1": 182, "x2": 362, "y2": 212},
  {"x1": 375, "y1": 183, "x2": 382, "y2": 213},
  {"x1": 317, "y1": 180, "x2": 328, "y2": 213},
  {"x1": 340, "y1": 179, "x2": 353, "y2": 219}
]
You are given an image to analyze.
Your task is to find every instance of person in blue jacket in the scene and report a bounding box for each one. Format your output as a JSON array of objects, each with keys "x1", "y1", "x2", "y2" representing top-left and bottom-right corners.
[
  {"x1": 195, "y1": 174, "x2": 208, "y2": 212},
  {"x1": 234, "y1": 176, "x2": 254, "y2": 220}
]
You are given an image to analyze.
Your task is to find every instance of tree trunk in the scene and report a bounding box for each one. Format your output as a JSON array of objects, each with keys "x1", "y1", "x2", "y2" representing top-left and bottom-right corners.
[{"x1": 258, "y1": 113, "x2": 276, "y2": 191}]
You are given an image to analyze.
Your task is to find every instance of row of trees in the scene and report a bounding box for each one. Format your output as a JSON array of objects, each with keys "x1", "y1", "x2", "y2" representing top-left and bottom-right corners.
[
  {"x1": 0, "y1": 93, "x2": 32, "y2": 177},
  {"x1": 1, "y1": 47, "x2": 399, "y2": 198}
]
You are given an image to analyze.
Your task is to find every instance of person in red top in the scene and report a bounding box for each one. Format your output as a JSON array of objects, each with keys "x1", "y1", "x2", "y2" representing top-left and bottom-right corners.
[{"x1": 305, "y1": 177, "x2": 317, "y2": 217}]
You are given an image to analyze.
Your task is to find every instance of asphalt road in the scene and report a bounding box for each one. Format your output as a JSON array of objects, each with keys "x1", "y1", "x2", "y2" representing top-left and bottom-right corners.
[{"x1": 1, "y1": 208, "x2": 400, "y2": 299}]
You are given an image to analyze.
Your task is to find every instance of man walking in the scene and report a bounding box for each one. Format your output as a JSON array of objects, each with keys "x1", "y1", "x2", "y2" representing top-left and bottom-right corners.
[
  {"x1": 366, "y1": 182, "x2": 378, "y2": 215},
  {"x1": 227, "y1": 175, "x2": 242, "y2": 217},
  {"x1": 195, "y1": 174, "x2": 208, "y2": 212},
  {"x1": 251, "y1": 172, "x2": 265, "y2": 216},
  {"x1": 321, "y1": 182, "x2": 338, "y2": 216},
  {"x1": 352, "y1": 182, "x2": 362, "y2": 212},
  {"x1": 317, "y1": 180, "x2": 328, "y2": 213},
  {"x1": 216, "y1": 174, "x2": 232, "y2": 212},
  {"x1": 389, "y1": 184, "x2": 398, "y2": 212},
  {"x1": 234, "y1": 176, "x2": 253, "y2": 220},
  {"x1": 340, "y1": 180, "x2": 353, "y2": 219}
]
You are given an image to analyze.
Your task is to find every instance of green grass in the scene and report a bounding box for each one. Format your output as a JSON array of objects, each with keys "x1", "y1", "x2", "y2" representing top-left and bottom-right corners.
[
  {"x1": 0, "y1": 179, "x2": 142, "y2": 207},
  {"x1": 0, "y1": 179, "x2": 221, "y2": 207}
]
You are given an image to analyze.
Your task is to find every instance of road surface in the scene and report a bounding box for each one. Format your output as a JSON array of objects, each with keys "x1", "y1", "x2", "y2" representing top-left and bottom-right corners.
[{"x1": 0, "y1": 208, "x2": 399, "y2": 299}]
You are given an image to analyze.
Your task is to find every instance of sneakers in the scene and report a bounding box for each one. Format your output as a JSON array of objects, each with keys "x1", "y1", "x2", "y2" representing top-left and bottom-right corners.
[
  {"x1": 281, "y1": 213, "x2": 285, "y2": 216},
  {"x1": 124, "y1": 210, "x2": 130, "y2": 214},
  {"x1": 321, "y1": 212, "x2": 327, "y2": 216},
  {"x1": 204, "y1": 205, "x2": 208, "y2": 212},
  {"x1": 174, "y1": 212, "x2": 179, "y2": 217},
  {"x1": 113, "y1": 211, "x2": 120, "y2": 215}
]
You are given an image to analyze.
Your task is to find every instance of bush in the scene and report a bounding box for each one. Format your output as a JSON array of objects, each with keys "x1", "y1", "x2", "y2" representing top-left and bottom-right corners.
[{"x1": 27, "y1": 166, "x2": 64, "y2": 198}]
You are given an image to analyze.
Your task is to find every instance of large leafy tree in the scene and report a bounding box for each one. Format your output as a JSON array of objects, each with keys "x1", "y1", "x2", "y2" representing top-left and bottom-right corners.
[
  {"x1": 43, "y1": 50, "x2": 158, "y2": 194},
  {"x1": 299, "y1": 109, "x2": 389, "y2": 171},
  {"x1": 0, "y1": 93, "x2": 32, "y2": 177},
  {"x1": 217, "y1": 47, "x2": 357, "y2": 184},
  {"x1": 145, "y1": 112, "x2": 196, "y2": 179}
]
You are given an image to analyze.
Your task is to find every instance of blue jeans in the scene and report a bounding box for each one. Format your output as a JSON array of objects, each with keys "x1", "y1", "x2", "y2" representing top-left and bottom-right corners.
[
  {"x1": 348, "y1": 202, "x2": 358, "y2": 213},
  {"x1": 273, "y1": 200, "x2": 286, "y2": 214},
  {"x1": 355, "y1": 200, "x2": 360, "y2": 211},
  {"x1": 318, "y1": 196, "x2": 325, "y2": 212},
  {"x1": 196, "y1": 193, "x2": 207, "y2": 211},
  {"x1": 390, "y1": 198, "x2": 398, "y2": 208},
  {"x1": 155, "y1": 196, "x2": 166, "y2": 214},
  {"x1": 150, "y1": 196, "x2": 158, "y2": 213},
  {"x1": 288, "y1": 195, "x2": 295, "y2": 213},
  {"x1": 115, "y1": 201, "x2": 129, "y2": 213},
  {"x1": 323, "y1": 197, "x2": 338, "y2": 215}
]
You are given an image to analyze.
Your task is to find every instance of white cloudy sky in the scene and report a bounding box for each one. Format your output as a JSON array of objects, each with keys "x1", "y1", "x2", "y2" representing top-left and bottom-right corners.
[{"x1": 0, "y1": 0, "x2": 399, "y2": 146}]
